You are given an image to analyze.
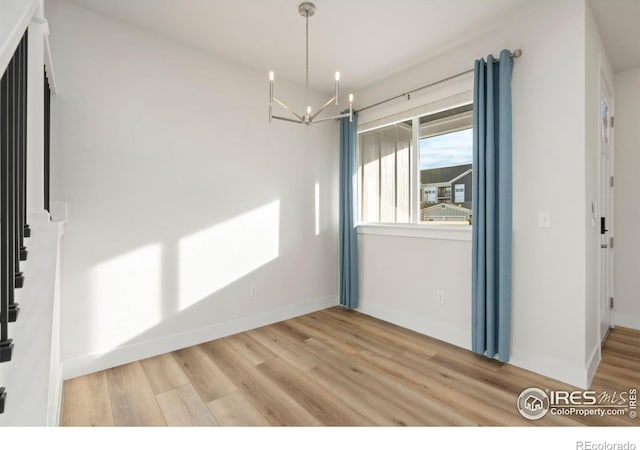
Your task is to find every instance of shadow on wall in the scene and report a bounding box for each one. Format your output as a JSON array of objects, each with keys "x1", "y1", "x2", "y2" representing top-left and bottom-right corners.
[{"x1": 84, "y1": 200, "x2": 281, "y2": 353}]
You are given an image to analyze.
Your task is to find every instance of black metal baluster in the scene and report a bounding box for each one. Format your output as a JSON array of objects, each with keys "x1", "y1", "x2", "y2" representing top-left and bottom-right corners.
[
  {"x1": 0, "y1": 48, "x2": 15, "y2": 362},
  {"x1": 11, "y1": 44, "x2": 23, "y2": 293},
  {"x1": 9, "y1": 53, "x2": 19, "y2": 319},
  {"x1": 0, "y1": 387, "x2": 6, "y2": 414},
  {"x1": 17, "y1": 34, "x2": 27, "y2": 263},
  {"x1": 23, "y1": 32, "x2": 30, "y2": 239},
  {"x1": 44, "y1": 68, "x2": 50, "y2": 214},
  {"x1": 0, "y1": 30, "x2": 31, "y2": 415}
]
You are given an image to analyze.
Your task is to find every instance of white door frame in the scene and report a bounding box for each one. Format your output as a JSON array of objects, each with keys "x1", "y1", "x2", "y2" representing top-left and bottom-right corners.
[{"x1": 598, "y1": 68, "x2": 615, "y2": 343}]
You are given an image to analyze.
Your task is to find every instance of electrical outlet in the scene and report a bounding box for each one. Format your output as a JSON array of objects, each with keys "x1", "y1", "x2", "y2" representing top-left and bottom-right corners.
[
  {"x1": 436, "y1": 290, "x2": 446, "y2": 305},
  {"x1": 249, "y1": 283, "x2": 257, "y2": 297}
]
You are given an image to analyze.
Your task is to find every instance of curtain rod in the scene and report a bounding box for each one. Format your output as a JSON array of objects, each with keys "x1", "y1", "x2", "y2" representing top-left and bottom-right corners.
[{"x1": 357, "y1": 49, "x2": 522, "y2": 114}]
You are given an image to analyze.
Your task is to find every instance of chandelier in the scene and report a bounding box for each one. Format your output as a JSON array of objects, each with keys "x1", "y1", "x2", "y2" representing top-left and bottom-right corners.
[{"x1": 268, "y1": 2, "x2": 353, "y2": 126}]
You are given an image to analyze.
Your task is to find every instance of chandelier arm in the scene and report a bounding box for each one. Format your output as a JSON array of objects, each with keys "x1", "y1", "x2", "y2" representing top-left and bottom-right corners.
[
  {"x1": 273, "y1": 115, "x2": 304, "y2": 124},
  {"x1": 269, "y1": 3, "x2": 351, "y2": 127},
  {"x1": 310, "y1": 96, "x2": 337, "y2": 121},
  {"x1": 273, "y1": 96, "x2": 305, "y2": 122},
  {"x1": 311, "y1": 111, "x2": 351, "y2": 123}
]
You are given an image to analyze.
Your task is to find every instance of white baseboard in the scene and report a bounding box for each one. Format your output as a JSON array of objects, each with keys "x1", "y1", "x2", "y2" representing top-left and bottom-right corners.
[
  {"x1": 62, "y1": 295, "x2": 338, "y2": 380},
  {"x1": 48, "y1": 366, "x2": 64, "y2": 426},
  {"x1": 586, "y1": 344, "x2": 601, "y2": 388},
  {"x1": 614, "y1": 312, "x2": 640, "y2": 331},
  {"x1": 356, "y1": 302, "x2": 472, "y2": 351},
  {"x1": 509, "y1": 346, "x2": 590, "y2": 389},
  {"x1": 358, "y1": 302, "x2": 594, "y2": 389}
]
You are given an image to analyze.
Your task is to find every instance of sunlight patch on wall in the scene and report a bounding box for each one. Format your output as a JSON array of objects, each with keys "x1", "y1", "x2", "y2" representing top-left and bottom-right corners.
[
  {"x1": 89, "y1": 243, "x2": 163, "y2": 351},
  {"x1": 178, "y1": 200, "x2": 280, "y2": 311},
  {"x1": 315, "y1": 182, "x2": 320, "y2": 236}
]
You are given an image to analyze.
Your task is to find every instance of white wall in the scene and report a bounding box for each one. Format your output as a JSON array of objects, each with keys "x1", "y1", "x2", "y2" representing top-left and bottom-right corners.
[
  {"x1": 585, "y1": 1, "x2": 614, "y2": 382},
  {"x1": 47, "y1": 0, "x2": 340, "y2": 378},
  {"x1": 354, "y1": 1, "x2": 593, "y2": 387},
  {"x1": 613, "y1": 67, "x2": 640, "y2": 330},
  {"x1": 358, "y1": 231, "x2": 472, "y2": 349}
]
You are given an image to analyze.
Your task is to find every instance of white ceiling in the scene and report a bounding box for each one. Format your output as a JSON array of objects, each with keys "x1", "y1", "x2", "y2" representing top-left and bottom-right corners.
[
  {"x1": 590, "y1": 0, "x2": 640, "y2": 73},
  {"x1": 61, "y1": 0, "x2": 550, "y2": 94},
  {"x1": 59, "y1": 0, "x2": 640, "y2": 92}
]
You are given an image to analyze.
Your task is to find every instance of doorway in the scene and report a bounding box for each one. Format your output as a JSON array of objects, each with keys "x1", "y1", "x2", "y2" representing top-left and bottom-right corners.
[{"x1": 598, "y1": 72, "x2": 615, "y2": 342}]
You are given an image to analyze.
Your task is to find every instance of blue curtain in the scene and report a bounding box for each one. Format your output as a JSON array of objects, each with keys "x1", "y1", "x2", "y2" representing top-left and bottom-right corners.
[
  {"x1": 339, "y1": 113, "x2": 358, "y2": 309},
  {"x1": 472, "y1": 49, "x2": 513, "y2": 362}
]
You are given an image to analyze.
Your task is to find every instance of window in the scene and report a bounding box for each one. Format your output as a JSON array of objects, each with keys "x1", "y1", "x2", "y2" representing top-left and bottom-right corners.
[
  {"x1": 358, "y1": 121, "x2": 412, "y2": 223},
  {"x1": 420, "y1": 105, "x2": 473, "y2": 224},
  {"x1": 358, "y1": 104, "x2": 473, "y2": 225},
  {"x1": 424, "y1": 186, "x2": 437, "y2": 204},
  {"x1": 454, "y1": 184, "x2": 465, "y2": 203}
]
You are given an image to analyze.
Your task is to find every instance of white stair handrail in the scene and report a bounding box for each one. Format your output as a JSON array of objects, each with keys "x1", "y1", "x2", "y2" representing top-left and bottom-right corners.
[{"x1": 0, "y1": 0, "x2": 39, "y2": 77}]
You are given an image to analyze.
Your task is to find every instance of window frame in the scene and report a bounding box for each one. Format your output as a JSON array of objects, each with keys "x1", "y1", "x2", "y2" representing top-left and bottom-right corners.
[{"x1": 356, "y1": 103, "x2": 474, "y2": 237}]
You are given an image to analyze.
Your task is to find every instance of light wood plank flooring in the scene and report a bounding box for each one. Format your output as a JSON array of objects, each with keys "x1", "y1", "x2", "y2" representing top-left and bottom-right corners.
[{"x1": 61, "y1": 307, "x2": 640, "y2": 426}]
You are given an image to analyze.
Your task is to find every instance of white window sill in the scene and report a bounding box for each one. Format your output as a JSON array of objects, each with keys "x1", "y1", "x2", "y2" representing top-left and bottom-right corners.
[{"x1": 357, "y1": 223, "x2": 472, "y2": 241}]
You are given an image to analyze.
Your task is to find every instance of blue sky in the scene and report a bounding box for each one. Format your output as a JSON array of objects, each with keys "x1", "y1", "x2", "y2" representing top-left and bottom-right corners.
[{"x1": 420, "y1": 128, "x2": 473, "y2": 170}]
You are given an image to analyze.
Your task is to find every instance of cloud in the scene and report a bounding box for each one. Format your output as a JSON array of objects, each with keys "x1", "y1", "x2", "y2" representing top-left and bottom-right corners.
[{"x1": 420, "y1": 128, "x2": 473, "y2": 170}]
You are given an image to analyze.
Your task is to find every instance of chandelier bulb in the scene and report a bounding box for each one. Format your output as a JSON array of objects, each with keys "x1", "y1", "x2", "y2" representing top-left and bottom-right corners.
[
  {"x1": 335, "y1": 72, "x2": 340, "y2": 82},
  {"x1": 269, "y1": 71, "x2": 275, "y2": 81},
  {"x1": 349, "y1": 93, "x2": 354, "y2": 103}
]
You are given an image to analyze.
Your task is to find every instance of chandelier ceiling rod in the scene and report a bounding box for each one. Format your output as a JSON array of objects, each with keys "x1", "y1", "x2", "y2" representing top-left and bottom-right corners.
[
  {"x1": 268, "y1": 2, "x2": 353, "y2": 126},
  {"x1": 305, "y1": 4, "x2": 309, "y2": 91}
]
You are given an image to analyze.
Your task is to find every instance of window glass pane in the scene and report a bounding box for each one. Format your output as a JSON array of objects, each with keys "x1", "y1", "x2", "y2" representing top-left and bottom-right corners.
[
  {"x1": 360, "y1": 132, "x2": 380, "y2": 223},
  {"x1": 380, "y1": 134, "x2": 396, "y2": 223},
  {"x1": 358, "y1": 122, "x2": 412, "y2": 224},
  {"x1": 419, "y1": 109, "x2": 473, "y2": 225},
  {"x1": 396, "y1": 133, "x2": 411, "y2": 223}
]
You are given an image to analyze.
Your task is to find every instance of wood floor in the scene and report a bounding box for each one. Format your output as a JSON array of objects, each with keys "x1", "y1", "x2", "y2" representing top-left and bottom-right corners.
[{"x1": 61, "y1": 307, "x2": 640, "y2": 426}]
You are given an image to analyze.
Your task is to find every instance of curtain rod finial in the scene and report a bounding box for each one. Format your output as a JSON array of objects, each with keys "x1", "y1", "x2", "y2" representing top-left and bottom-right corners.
[{"x1": 512, "y1": 49, "x2": 522, "y2": 59}]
